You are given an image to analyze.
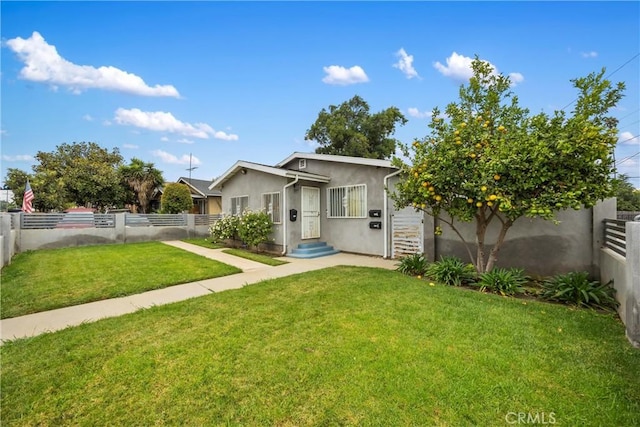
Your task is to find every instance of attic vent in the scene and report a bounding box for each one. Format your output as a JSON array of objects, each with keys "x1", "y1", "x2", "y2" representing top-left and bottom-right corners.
[{"x1": 299, "y1": 159, "x2": 307, "y2": 169}]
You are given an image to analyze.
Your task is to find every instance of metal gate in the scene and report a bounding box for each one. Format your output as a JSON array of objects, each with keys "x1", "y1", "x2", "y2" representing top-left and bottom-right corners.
[{"x1": 392, "y1": 207, "x2": 424, "y2": 258}]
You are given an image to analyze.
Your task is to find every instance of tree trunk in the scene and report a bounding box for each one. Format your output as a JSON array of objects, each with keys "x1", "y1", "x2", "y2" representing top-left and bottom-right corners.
[
  {"x1": 484, "y1": 219, "x2": 514, "y2": 272},
  {"x1": 475, "y1": 215, "x2": 488, "y2": 273}
]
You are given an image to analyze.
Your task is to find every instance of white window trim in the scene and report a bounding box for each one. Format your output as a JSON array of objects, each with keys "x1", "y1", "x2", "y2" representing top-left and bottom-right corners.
[
  {"x1": 299, "y1": 159, "x2": 307, "y2": 169},
  {"x1": 230, "y1": 195, "x2": 249, "y2": 215},
  {"x1": 326, "y1": 184, "x2": 367, "y2": 219},
  {"x1": 262, "y1": 191, "x2": 281, "y2": 224}
]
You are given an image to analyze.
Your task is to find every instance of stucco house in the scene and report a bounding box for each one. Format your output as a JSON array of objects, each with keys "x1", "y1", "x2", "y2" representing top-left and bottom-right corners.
[
  {"x1": 177, "y1": 177, "x2": 222, "y2": 215},
  {"x1": 150, "y1": 178, "x2": 222, "y2": 214},
  {"x1": 210, "y1": 151, "x2": 615, "y2": 276},
  {"x1": 210, "y1": 152, "x2": 407, "y2": 258}
]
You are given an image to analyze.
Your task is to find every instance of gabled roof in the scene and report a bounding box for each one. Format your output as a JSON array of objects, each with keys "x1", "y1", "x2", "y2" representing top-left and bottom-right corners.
[
  {"x1": 209, "y1": 160, "x2": 331, "y2": 190},
  {"x1": 276, "y1": 152, "x2": 396, "y2": 169},
  {"x1": 177, "y1": 177, "x2": 221, "y2": 197}
]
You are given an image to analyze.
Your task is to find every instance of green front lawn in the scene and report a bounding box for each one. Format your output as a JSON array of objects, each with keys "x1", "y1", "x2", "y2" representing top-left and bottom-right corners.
[
  {"x1": 181, "y1": 238, "x2": 224, "y2": 249},
  {"x1": 0, "y1": 242, "x2": 240, "y2": 319},
  {"x1": 2, "y1": 267, "x2": 638, "y2": 425},
  {"x1": 222, "y1": 248, "x2": 288, "y2": 266}
]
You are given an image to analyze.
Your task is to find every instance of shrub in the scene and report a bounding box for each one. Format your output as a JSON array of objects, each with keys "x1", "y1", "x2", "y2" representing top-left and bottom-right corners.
[
  {"x1": 237, "y1": 210, "x2": 273, "y2": 249},
  {"x1": 426, "y1": 256, "x2": 477, "y2": 286},
  {"x1": 477, "y1": 268, "x2": 528, "y2": 296},
  {"x1": 161, "y1": 183, "x2": 193, "y2": 213},
  {"x1": 541, "y1": 271, "x2": 618, "y2": 311},
  {"x1": 209, "y1": 214, "x2": 241, "y2": 243},
  {"x1": 396, "y1": 253, "x2": 428, "y2": 276}
]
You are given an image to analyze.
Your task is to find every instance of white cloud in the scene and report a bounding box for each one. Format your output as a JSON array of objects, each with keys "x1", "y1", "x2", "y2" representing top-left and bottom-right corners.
[
  {"x1": 152, "y1": 149, "x2": 201, "y2": 166},
  {"x1": 581, "y1": 51, "x2": 598, "y2": 58},
  {"x1": 177, "y1": 138, "x2": 195, "y2": 144},
  {"x1": 619, "y1": 131, "x2": 639, "y2": 145},
  {"x1": 322, "y1": 65, "x2": 369, "y2": 85},
  {"x1": 393, "y1": 48, "x2": 419, "y2": 79},
  {"x1": 2, "y1": 154, "x2": 33, "y2": 161},
  {"x1": 0, "y1": 129, "x2": 7, "y2": 135},
  {"x1": 407, "y1": 107, "x2": 432, "y2": 119},
  {"x1": 433, "y1": 52, "x2": 475, "y2": 81},
  {"x1": 160, "y1": 136, "x2": 169, "y2": 142},
  {"x1": 211, "y1": 130, "x2": 238, "y2": 141},
  {"x1": 114, "y1": 108, "x2": 239, "y2": 141},
  {"x1": 434, "y1": 52, "x2": 524, "y2": 86},
  {"x1": 5, "y1": 31, "x2": 180, "y2": 97},
  {"x1": 508, "y1": 72, "x2": 525, "y2": 85},
  {"x1": 122, "y1": 144, "x2": 139, "y2": 149},
  {"x1": 82, "y1": 114, "x2": 94, "y2": 121}
]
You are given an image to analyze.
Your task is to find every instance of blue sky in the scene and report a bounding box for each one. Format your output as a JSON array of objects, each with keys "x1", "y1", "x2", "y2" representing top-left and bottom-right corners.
[{"x1": 2, "y1": 1, "x2": 639, "y2": 189}]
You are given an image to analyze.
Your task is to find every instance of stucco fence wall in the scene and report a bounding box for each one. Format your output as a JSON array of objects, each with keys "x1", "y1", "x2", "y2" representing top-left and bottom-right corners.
[
  {"x1": 418, "y1": 199, "x2": 616, "y2": 278},
  {"x1": 1, "y1": 213, "x2": 214, "y2": 268},
  {"x1": 600, "y1": 221, "x2": 640, "y2": 347}
]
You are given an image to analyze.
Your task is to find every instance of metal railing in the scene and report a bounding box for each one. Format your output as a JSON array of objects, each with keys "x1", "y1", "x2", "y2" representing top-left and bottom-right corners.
[
  {"x1": 617, "y1": 211, "x2": 640, "y2": 221},
  {"x1": 21, "y1": 213, "x2": 116, "y2": 229},
  {"x1": 603, "y1": 219, "x2": 626, "y2": 257},
  {"x1": 195, "y1": 214, "x2": 221, "y2": 226},
  {"x1": 15, "y1": 213, "x2": 220, "y2": 229},
  {"x1": 125, "y1": 213, "x2": 186, "y2": 227}
]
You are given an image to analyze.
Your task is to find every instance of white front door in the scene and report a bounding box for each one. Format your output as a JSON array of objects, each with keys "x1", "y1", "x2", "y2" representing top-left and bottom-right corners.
[{"x1": 301, "y1": 186, "x2": 320, "y2": 239}]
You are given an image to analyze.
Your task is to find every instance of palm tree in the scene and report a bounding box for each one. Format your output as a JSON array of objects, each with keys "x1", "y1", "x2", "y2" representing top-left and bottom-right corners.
[{"x1": 119, "y1": 158, "x2": 164, "y2": 213}]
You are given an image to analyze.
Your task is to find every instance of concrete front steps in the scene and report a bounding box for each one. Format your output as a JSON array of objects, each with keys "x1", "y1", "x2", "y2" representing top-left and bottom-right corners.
[{"x1": 287, "y1": 242, "x2": 339, "y2": 259}]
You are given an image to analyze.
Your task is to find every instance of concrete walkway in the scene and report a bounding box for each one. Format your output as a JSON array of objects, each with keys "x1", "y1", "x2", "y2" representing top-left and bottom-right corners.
[{"x1": 0, "y1": 242, "x2": 397, "y2": 343}]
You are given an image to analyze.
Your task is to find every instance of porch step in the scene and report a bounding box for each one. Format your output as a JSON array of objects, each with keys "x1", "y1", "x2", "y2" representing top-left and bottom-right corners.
[{"x1": 288, "y1": 242, "x2": 339, "y2": 259}]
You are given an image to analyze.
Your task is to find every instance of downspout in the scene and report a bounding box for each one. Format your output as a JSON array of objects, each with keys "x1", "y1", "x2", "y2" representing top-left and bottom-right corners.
[
  {"x1": 383, "y1": 169, "x2": 402, "y2": 259},
  {"x1": 281, "y1": 175, "x2": 300, "y2": 256}
]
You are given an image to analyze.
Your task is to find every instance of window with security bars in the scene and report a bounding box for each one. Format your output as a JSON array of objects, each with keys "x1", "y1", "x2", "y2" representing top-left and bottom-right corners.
[
  {"x1": 230, "y1": 196, "x2": 248, "y2": 215},
  {"x1": 262, "y1": 192, "x2": 281, "y2": 224},
  {"x1": 327, "y1": 184, "x2": 367, "y2": 218}
]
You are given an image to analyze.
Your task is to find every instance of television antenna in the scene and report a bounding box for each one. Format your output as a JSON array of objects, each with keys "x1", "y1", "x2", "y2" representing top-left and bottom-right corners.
[{"x1": 186, "y1": 153, "x2": 198, "y2": 182}]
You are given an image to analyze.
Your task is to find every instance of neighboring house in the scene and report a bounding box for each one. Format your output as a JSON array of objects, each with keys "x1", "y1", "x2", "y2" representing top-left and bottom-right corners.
[
  {"x1": 177, "y1": 177, "x2": 222, "y2": 215},
  {"x1": 210, "y1": 152, "x2": 402, "y2": 257},
  {"x1": 149, "y1": 179, "x2": 222, "y2": 214}
]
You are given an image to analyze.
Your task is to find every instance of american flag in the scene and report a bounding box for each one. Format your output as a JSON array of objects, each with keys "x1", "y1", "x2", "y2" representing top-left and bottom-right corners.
[{"x1": 22, "y1": 180, "x2": 34, "y2": 213}]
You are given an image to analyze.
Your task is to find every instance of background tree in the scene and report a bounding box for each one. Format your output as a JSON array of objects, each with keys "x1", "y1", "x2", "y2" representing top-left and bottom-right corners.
[
  {"x1": 4, "y1": 169, "x2": 32, "y2": 209},
  {"x1": 119, "y1": 158, "x2": 165, "y2": 213},
  {"x1": 33, "y1": 142, "x2": 125, "y2": 211},
  {"x1": 393, "y1": 58, "x2": 624, "y2": 273},
  {"x1": 305, "y1": 95, "x2": 407, "y2": 159},
  {"x1": 161, "y1": 183, "x2": 193, "y2": 214},
  {"x1": 613, "y1": 174, "x2": 640, "y2": 211}
]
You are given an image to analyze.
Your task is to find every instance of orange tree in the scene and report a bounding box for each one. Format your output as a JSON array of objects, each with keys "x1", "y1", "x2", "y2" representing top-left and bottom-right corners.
[{"x1": 392, "y1": 58, "x2": 624, "y2": 273}]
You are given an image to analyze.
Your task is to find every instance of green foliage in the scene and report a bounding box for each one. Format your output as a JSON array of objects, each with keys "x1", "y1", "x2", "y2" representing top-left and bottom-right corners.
[
  {"x1": 209, "y1": 214, "x2": 241, "y2": 242},
  {"x1": 4, "y1": 142, "x2": 132, "y2": 212},
  {"x1": 119, "y1": 158, "x2": 164, "y2": 213},
  {"x1": 161, "y1": 183, "x2": 193, "y2": 213},
  {"x1": 210, "y1": 211, "x2": 274, "y2": 249},
  {"x1": 476, "y1": 267, "x2": 528, "y2": 296},
  {"x1": 613, "y1": 174, "x2": 640, "y2": 211},
  {"x1": 392, "y1": 58, "x2": 625, "y2": 273},
  {"x1": 3, "y1": 168, "x2": 32, "y2": 209},
  {"x1": 426, "y1": 256, "x2": 477, "y2": 286},
  {"x1": 396, "y1": 252, "x2": 429, "y2": 276},
  {"x1": 237, "y1": 210, "x2": 274, "y2": 249},
  {"x1": 541, "y1": 271, "x2": 618, "y2": 311},
  {"x1": 35, "y1": 142, "x2": 126, "y2": 211},
  {"x1": 305, "y1": 95, "x2": 407, "y2": 159}
]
